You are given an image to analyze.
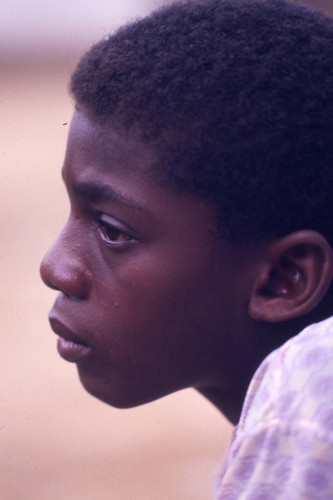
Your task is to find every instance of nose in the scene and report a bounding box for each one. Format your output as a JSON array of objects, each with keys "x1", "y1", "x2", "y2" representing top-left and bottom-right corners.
[{"x1": 40, "y1": 222, "x2": 91, "y2": 300}]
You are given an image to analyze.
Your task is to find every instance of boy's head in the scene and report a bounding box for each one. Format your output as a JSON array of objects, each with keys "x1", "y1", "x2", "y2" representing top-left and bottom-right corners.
[
  {"x1": 41, "y1": 0, "x2": 333, "y2": 423},
  {"x1": 71, "y1": 0, "x2": 333, "y2": 246}
]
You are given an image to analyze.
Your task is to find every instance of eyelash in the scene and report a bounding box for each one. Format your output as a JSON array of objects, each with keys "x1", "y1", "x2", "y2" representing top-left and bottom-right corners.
[{"x1": 97, "y1": 216, "x2": 135, "y2": 248}]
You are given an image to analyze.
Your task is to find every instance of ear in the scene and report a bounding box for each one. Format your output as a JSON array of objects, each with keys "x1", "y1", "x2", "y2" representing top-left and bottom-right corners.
[{"x1": 248, "y1": 231, "x2": 333, "y2": 322}]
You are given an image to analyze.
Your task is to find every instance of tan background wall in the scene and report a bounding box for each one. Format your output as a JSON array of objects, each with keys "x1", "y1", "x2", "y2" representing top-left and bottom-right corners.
[{"x1": 1, "y1": 1, "x2": 332, "y2": 499}]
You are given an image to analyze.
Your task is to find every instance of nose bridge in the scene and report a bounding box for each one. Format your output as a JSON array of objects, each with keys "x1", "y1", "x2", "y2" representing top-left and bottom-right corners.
[{"x1": 40, "y1": 220, "x2": 91, "y2": 300}]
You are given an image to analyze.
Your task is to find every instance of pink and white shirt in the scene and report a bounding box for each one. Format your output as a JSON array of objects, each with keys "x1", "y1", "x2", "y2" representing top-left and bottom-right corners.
[{"x1": 215, "y1": 316, "x2": 333, "y2": 499}]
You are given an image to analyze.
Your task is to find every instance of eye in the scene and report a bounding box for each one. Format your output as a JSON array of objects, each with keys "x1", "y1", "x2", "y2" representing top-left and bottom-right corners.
[{"x1": 97, "y1": 214, "x2": 135, "y2": 247}]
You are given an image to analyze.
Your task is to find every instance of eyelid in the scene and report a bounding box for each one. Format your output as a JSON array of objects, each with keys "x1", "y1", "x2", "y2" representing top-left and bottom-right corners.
[
  {"x1": 99, "y1": 213, "x2": 135, "y2": 236},
  {"x1": 97, "y1": 213, "x2": 138, "y2": 248}
]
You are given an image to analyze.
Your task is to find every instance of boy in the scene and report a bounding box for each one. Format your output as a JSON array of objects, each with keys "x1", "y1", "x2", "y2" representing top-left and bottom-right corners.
[{"x1": 40, "y1": 0, "x2": 333, "y2": 497}]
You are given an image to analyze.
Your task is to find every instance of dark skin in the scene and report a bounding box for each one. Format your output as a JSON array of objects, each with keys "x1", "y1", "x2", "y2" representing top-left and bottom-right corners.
[{"x1": 40, "y1": 111, "x2": 333, "y2": 424}]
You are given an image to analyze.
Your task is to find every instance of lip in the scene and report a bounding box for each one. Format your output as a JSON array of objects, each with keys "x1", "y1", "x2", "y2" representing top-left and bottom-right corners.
[{"x1": 49, "y1": 315, "x2": 92, "y2": 363}]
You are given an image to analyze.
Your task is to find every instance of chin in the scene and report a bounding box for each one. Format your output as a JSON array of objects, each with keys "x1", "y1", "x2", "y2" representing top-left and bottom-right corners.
[{"x1": 76, "y1": 364, "x2": 162, "y2": 409}]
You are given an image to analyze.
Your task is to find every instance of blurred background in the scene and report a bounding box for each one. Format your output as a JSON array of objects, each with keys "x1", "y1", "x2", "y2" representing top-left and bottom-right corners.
[{"x1": 1, "y1": 1, "x2": 332, "y2": 499}]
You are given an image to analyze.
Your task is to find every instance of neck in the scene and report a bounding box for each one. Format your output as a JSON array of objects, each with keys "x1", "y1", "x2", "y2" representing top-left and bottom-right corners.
[{"x1": 197, "y1": 303, "x2": 333, "y2": 425}]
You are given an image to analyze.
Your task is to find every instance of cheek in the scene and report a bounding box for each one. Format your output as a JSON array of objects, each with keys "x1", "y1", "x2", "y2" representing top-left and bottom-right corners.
[
  {"x1": 92, "y1": 251, "x2": 228, "y2": 363},
  {"x1": 77, "y1": 285, "x2": 200, "y2": 408},
  {"x1": 77, "y1": 245, "x2": 238, "y2": 407}
]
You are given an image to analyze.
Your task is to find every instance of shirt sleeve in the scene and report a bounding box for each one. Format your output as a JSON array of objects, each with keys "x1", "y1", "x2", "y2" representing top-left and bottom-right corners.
[{"x1": 215, "y1": 419, "x2": 333, "y2": 500}]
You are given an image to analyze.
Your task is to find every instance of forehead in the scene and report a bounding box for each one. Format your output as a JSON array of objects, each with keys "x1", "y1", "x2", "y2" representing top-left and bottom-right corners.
[
  {"x1": 63, "y1": 111, "x2": 219, "y2": 233},
  {"x1": 66, "y1": 111, "x2": 156, "y2": 176}
]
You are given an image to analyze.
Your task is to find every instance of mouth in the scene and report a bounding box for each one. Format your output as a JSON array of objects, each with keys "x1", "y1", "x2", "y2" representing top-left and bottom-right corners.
[{"x1": 49, "y1": 316, "x2": 92, "y2": 363}]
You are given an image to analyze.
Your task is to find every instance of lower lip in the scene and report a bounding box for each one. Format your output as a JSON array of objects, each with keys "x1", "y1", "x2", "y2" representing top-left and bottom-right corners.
[{"x1": 57, "y1": 337, "x2": 92, "y2": 362}]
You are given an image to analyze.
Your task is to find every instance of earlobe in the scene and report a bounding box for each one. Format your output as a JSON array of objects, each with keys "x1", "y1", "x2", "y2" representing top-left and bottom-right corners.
[{"x1": 248, "y1": 231, "x2": 333, "y2": 322}]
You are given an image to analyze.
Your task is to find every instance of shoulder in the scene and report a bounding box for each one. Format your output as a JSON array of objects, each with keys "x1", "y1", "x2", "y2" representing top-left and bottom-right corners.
[
  {"x1": 239, "y1": 316, "x2": 333, "y2": 433},
  {"x1": 216, "y1": 317, "x2": 333, "y2": 499}
]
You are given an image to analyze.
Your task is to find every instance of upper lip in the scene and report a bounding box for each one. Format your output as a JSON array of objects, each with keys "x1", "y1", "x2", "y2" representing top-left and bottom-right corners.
[{"x1": 49, "y1": 315, "x2": 90, "y2": 347}]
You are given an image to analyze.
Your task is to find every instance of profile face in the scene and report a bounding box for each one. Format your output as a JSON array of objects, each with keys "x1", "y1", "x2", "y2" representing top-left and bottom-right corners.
[{"x1": 40, "y1": 111, "x2": 251, "y2": 408}]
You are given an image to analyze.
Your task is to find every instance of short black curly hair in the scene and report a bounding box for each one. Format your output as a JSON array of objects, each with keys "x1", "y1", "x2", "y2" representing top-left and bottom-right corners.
[{"x1": 71, "y1": 0, "x2": 333, "y2": 246}]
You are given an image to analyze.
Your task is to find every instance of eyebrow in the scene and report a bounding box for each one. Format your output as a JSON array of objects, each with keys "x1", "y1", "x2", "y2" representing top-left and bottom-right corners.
[{"x1": 72, "y1": 180, "x2": 144, "y2": 211}]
